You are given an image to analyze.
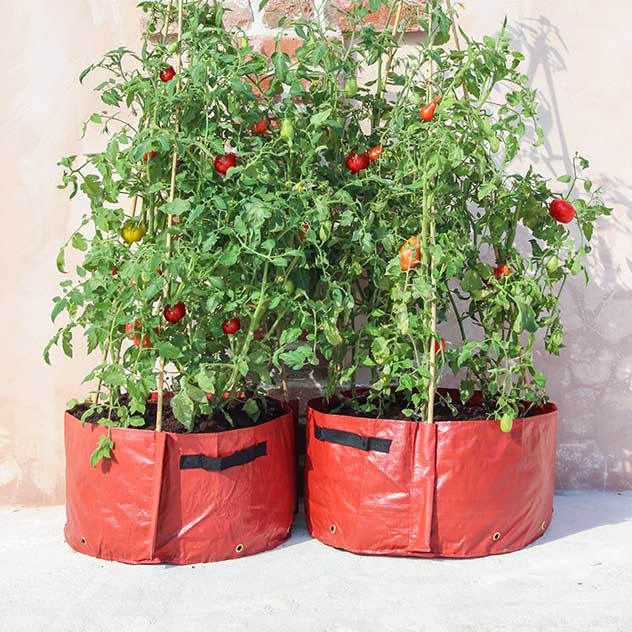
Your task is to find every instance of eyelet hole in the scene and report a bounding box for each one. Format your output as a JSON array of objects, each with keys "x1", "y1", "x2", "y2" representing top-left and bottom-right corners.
[
  {"x1": 235, "y1": 543, "x2": 244, "y2": 554},
  {"x1": 492, "y1": 531, "x2": 501, "y2": 542},
  {"x1": 329, "y1": 525, "x2": 336, "y2": 534},
  {"x1": 80, "y1": 536, "x2": 87, "y2": 545},
  {"x1": 541, "y1": 521, "x2": 547, "y2": 530}
]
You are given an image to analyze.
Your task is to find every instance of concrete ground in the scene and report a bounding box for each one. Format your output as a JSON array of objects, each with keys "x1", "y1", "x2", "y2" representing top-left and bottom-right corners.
[{"x1": 1, "y1": 492, "x2": 631, "y2": 632}]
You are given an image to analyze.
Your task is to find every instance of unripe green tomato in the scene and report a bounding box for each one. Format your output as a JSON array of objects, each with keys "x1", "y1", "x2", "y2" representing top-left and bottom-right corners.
[
  {"x1": 283, "y1": 279, "x2": 295, "y2": 294},
  {"x1": 280, "y1": 119, "x2": 294, "y2": 141},
  {"x1": 489, "y1": 136, "x2": 500, "y2": 153},
  {"x1": 344, "y1": 77, "x2": 358, "y2": 98},
  {"x1": 546, "y1": 255, "x2": 559, "y2": 273},
  {"x1": 167, "y1": 41, "x2": 179, "y2": 54},
  {"x1": 471, "y1": 288, "x2": 492, "y2": 300},
  {"x1": 550, "y1": 330, "x2": 563, "y2": 347}
]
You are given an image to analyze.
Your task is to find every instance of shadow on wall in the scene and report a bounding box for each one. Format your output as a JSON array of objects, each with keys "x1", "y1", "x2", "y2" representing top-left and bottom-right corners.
[{"x1": 508, "y1": 17, "x2": 632, "y2": 490}]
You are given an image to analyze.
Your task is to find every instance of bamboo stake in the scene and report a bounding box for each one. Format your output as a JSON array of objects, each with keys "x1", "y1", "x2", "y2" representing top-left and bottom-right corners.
[
  {"x1": 426, "y1": 3, "x2": 438, "y2": 424},
  {"x1": 445, "y1": 0, "x2": 469, "y2": 99},
  {"x1": 156, "y1": 0, "x2": 184, "y2": 432},
  {"x1": 378, "y1": 0, "x2": 405, "y2": 101}
]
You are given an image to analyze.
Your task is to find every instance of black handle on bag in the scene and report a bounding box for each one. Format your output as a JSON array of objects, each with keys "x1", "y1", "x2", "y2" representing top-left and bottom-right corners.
[
  {"x1": 180, "y1": 441, "x2": 267, "y2": 471},
  {"x1": 314, "y1": 424, "x2": 392, "y2": 454}
]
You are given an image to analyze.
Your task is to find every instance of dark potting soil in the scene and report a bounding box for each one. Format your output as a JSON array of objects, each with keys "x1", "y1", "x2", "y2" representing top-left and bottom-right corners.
[
  {"x1": 321, "y1": 394, "x2": 544, "y2": 422},
  {"x1": 69, "y1": 396, "x2": 286, "y2": 434}
]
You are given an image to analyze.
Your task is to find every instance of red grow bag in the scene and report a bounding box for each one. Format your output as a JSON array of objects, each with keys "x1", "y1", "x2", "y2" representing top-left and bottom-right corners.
[
  {"x1": 305, "y1": 392, "x2": 557, "y2": 558},
  {"x1": 64, "y1": 401, "x2": 296, "y2": 564}
]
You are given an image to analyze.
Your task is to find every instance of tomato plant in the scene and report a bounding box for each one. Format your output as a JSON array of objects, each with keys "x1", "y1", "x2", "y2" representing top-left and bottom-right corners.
[
  {"x1": 47, "y1": 0, "x2": 320, "y2": 464},
  {"x1": 47, "y1": 0, "x2": 612, "y2": 470},
  {"x1": 282, "y1": 0, "x2": 611, "y2": 427}
]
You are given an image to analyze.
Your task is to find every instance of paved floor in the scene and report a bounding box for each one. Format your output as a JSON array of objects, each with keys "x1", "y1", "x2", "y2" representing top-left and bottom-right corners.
[{"x1": 1, "y1": 492, "x2": 631, "y2": 632}]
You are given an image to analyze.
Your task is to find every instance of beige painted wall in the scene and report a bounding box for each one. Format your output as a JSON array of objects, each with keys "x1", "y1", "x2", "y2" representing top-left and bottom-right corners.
[{"x1": 0, "y1": 0, "x2": 630, "y2": 505}]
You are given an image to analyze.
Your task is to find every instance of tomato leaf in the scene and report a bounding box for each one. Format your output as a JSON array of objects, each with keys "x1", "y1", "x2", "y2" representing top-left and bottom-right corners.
[{"x1": 171, "y1": 391, "x2": 195, "y2": 431}]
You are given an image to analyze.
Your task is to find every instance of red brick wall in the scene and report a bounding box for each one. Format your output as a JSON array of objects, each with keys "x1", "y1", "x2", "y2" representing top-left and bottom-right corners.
[{"x1": 220, "y1": 0, "x2": 426, "y2": 55}]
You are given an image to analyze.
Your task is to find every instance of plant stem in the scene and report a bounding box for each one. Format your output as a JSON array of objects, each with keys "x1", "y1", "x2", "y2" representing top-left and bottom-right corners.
[{"x1": 156, "y1": 0, "x2": 184, "y2": 432}]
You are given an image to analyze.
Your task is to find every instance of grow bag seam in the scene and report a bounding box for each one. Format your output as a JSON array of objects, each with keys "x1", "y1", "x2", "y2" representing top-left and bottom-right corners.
[
  {"x1": 314, "y1": 424, "x2": 392, "y2": 453},
  {"x1": 148, "y1": 432, "x2": 167, "y2": 560},
  {"x1": 179, "y1": 441, "x2": 267, "y2": 471}
]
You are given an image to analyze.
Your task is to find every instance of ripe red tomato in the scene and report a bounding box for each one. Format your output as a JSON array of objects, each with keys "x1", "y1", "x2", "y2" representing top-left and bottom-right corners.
[
  {"x1": 400, "y1": 236, "x2": 422, "y2": 271},
  {"x1": 549, "y1": 199, "x2": 576, "y2": 223},
  {"x1": 163, "y1": 302, "x2": 186, "y2": 324},
  {"x1": 160, "y1": 66, "x2": 176, "y2": 83},
  {"x1": 368, "y1": 145, "x2": 383, "y2": 162},
  {"x1": 222, "y1": 317, "x2": 241, "y2": 335},
  {"x1": 111, "y1": 266, "x2": 118, "y2": 276},
  {"x1": 419, "y1": 101, "x2": 437, "y2": 122},
  {"x1": 494, "y1": 263, "x2": 512, "y2": 280},
  {"x1": 156, "y1": 268, "x2": 163, "y2": 276},
  {"x1": 434, "y1": 338, "x2": 446, "y2": 353},
  {"x1": 143, "y1": 151, "x2": 157, "y2": 161},
  {"x1": 214, "y1": 153, "x2": 237, "y2": 175},
  {"x1": 345, "y1": 151, "x2": 370, "y2": 174},
  {"x1": 125, "y1": 320, "x2": 140, "y2": 335},
  {"x1": 252, "y1": 118, "x2": 268, "y2": 135}
]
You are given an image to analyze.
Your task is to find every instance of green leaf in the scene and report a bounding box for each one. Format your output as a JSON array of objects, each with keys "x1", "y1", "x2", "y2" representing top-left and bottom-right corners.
[
  {"x1": 171, "y1": 391, "x2": 195, "y2": 431},
  {"x1": 323, "y1": 322, "x2": 342, "y2": 346},
  {"x1": 310, "y1": 108, "x2": 331, "y2": 129},
  {"x1": 242, "y1": 398, "x2": 260, "y2": 422},
  {"x1": 279, "y1": 345, "x2": 314, "y2": 370},
  {"x1": 62, "y1": 329, "x2": 73, "y2": 358},
  {"x1": 160, "y1": 198, "x2": 190, "y2": 216},
  {"x1": 461, "y1": 269, "x2": 484, "y2": 293},
  {"x1": 514, "y1": 300, "x2": 537, "y2": 333},
  {"x1": 51, "y1": 299, "x2": 66, "y2": 322},
  {"x1": 154, "y1": 341, "x2": 181, "y2": 360},
  {"x1": 56, "y1": 247, "x2": 66, "y2": 273},
  {"x1": 185, "y1": 382, "x2": 208, "y2": 404},
  {"x1": 196, "y1": 368, "x2": 216, "y2": 393},
  {"x1": 371, "y1": 336, "x2": 389, "y2": 364},
  {"x1": 89, "y1": 434, "x2": 114, "y2": 467},
  {"x1": 80, "y1": 174, "x2": 102, "y2": 201},
  {"x1": 220, "y1": 245, "x2": 240, "y2": 266},
  {"x1": 71, "y1": 233, "x2": 88, "y2": 252}
]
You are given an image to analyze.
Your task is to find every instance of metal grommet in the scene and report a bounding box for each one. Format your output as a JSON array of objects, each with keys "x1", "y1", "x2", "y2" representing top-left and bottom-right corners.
[
  {"x1": 235, "y1": 543, "x2": 244, "y2": 554},
  {"x1": 330, "y1": 525, "x2": 336, "y2": 534},
  {"x1": 492, "y1": 531, "x2": 501, "y2": 542},
  {"x1": 541, "y1": 521, "x2": 547, "y2": 530},
  {"x1": 80, "y1": 536, "x2": 87, "y2": 545}
]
